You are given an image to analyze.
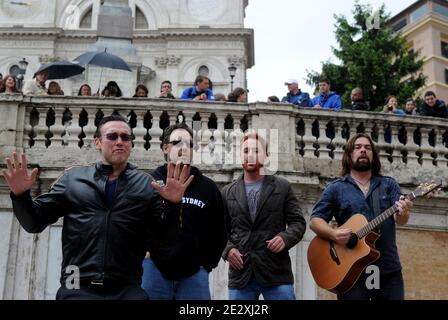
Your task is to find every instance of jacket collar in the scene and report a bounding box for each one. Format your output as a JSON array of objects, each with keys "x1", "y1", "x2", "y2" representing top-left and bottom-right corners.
[
  {"x1": 234, "y1": 174, "x2": 276, "y2": 223},
  {"x1": 343, "y1": 174, "x2": 382, "y2": 198},
  {"x1": 95, "y1": 161, "x2": 136, "y2": 176}
]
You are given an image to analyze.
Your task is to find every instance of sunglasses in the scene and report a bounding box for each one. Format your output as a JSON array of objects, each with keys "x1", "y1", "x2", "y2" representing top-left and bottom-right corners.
[
  {"x1": 105, "y1": 133, "x2": 132, "y2": 142},
  {"x1": 169, "y1": 139, "x2": 194, "y2": 148}
]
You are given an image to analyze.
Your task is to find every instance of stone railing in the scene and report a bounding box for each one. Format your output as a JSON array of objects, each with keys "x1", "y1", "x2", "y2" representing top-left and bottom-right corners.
[
  {"x1": 1, "y1": 96, "x2": 447, "y2": 181},
  {"x1": 0, "y1": 96, "x2": 447, "y2": 300}
]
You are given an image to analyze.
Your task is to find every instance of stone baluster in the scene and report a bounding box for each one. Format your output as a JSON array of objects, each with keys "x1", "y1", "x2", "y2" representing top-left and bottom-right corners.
[
  {"x1": 66, "y1": 108, "x2": 83, "y2": 149},
  {"x1": 301, "y1": 117, "x2": 317, "y2": 159},
  {"x1": 132, "y1": 109, "x2": 147, "y2": 151},
  {"x1": 435, "y1": 127, "x2": 448, "y2": 168},
  {"x1": 83, "y1": 109, "x2": 98, "y2": 148},
  {"x1": 50, "y1": 107, "x2": 67, "y2": 148},
  {"x1": 389, "y1": 123, "x2": 403, "y2": 164},
  {"x1": 331, "y1": 119, "x2": 346, "y2": 160},
  {"x1": 199, "y1": 112, "x2": 214, "y2": 167},
  {"x1": 405, "y1": 124, "x2": 420, "y2": 166},
  {"x1": 376, "y1": 121, "x2": 390, "y2": 163},
  {"x1": 419, "y1": 127, "x2": 435, "y2": 167},
  {"x1": 317, "y1": 117, "x2": 332, "y2": 160},
  {"x1": 33, "y1": 107, "x2": 49, "y2": 148},
  {"x1": 148, "y1": 110, "x2": 163, "y2": 151},
  {"x1": 213, "y1": 112, "x2": 226, "y2": 165},
  {"x1": 23, "y1": 108, "x2": 33, "y2": 149}
]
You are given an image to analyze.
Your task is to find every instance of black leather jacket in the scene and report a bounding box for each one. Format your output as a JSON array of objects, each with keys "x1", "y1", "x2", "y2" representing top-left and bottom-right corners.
[{"x1": 11, "y1": 162, "x2": 173, "y2": 285}]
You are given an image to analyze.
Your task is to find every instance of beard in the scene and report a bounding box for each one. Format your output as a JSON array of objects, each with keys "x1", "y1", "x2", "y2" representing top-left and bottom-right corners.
[
  {"x1": 242, "y1": 162, "x2": 263, "y2": 173},
  {"x1": 352, "y1": 157, "x2": 371, "y2": 172}
]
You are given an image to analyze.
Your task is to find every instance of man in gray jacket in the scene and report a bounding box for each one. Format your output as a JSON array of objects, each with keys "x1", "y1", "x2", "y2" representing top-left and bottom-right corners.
[{"x1": 221, "y1": 132, "x2": 306, "y2": 300}]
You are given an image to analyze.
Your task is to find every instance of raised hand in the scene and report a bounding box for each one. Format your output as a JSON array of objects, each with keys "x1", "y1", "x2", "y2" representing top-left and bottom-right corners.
[
  {"x1": 151, "y1": 162, "x2": 194, "y2": 203},
  {"x1": 2, "y1": 151, "x2": 38, "y2": 196}
]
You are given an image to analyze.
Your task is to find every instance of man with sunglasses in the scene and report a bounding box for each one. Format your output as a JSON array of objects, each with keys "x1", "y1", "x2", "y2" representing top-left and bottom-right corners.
[
  {"x1": 142, "y1": 123, "x2": 226, "y2": 300},
  {"x1": 2, "y1": 115, "x2": 193, "y2": 300}
]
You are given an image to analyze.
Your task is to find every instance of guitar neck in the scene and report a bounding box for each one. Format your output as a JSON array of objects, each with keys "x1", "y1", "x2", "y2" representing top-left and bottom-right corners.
[{"x1": 357, "y1": 192, "x2": 416, "y2": 239}]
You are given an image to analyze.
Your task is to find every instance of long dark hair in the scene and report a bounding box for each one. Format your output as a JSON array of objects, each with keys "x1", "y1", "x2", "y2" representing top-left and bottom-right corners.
[{"x1": 340, "y1": 133, "x2": 381, "y2": 176}]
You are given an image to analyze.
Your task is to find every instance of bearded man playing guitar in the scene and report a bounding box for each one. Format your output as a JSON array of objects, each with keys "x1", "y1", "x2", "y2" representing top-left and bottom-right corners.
[{"x1": 310, "y1": 133, "x2": 413, "y2": 300}]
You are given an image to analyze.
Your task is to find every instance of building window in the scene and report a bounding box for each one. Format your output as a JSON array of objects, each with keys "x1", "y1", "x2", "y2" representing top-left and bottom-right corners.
[
  {"x1": 135, "y1": 6, "x2": 148, "y2": 29},
  {"x1": 433, "y1": 3, "x2": 448, "y2": 18},
  {"x1": 442, "y1": 41, "x2": 448, "y2": 59},
  {"x1": 410, "y1": 4, "x2": 428, "y2": 23},
  {"x1": 198, "y1": 65, "x2": 209, "y2": 77},
  {"x1": 80, "y1": 7, "x2": 92, "y2": 29},
  {"x1": 445, "y1": 69, "x2": 448, "y2": 84},
  {"x1": 9, "y1": 65, "x2": 20, "y2": 77},
  {"x1": 392, "y1": 18, "x2": 407, "y2": 32}
]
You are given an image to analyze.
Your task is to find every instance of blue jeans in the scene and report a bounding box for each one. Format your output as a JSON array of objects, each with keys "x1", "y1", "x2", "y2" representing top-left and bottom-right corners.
[
  {"x1": 141, "y1": 258, "x2": 211, "y2": 300},
  {"x1": 229, "y1": 276, "x2": 296, "y2": 300}
]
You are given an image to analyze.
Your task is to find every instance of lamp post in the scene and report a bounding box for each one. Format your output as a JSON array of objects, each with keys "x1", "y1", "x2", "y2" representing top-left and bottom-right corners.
[
  {"x1": 228, "y1": 63, "x2": 237, "y2": 92},
  {"x1": 16, "y1": 58, "x2": 29, "y2": 91}
]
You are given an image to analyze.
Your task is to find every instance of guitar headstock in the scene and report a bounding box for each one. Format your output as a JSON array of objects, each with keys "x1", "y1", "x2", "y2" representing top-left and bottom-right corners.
[{"x1": 413, "y1": 179, "x2": 443, "y2": 198}]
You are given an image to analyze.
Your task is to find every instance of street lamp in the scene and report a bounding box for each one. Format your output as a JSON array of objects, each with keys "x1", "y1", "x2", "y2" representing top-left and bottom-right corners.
[
  {"x1": 228, "y1": 63, "x2": 237, "y2": 92},
  {"x1": 16, "y1": 58, "x2": 29, "y2": 91}
]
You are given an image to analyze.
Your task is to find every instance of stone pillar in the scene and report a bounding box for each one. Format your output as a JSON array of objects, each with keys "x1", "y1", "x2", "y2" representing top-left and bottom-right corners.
[{"x1": 88, "y1": 0, "x2": 144, "y2": 97}]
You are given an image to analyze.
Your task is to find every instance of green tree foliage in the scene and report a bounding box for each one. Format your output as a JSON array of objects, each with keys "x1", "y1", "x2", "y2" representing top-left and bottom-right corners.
[{"x1": 306, "y1": 2, "x2": 426, "y2": 110}]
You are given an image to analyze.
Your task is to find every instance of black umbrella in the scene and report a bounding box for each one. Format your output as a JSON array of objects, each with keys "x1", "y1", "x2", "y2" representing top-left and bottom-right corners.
[
  {"x1": 73, "y1": 49, "x2": 132, "y2": 94},
  {"x1": 34, "y1": 61, "x2": 85, "y2": 80},
  {"x1": 73, "y1": 49, "x2": 132, "y2": 72}
]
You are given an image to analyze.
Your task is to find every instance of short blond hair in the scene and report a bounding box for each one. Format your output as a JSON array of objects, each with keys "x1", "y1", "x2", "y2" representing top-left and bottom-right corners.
[{"x1": 240, "y1": 132, "x2": 269, "y2": 155}]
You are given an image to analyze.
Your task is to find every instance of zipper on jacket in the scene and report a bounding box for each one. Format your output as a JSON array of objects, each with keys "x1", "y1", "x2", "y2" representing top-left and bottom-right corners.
[{"x1": 101, "y1": 176, "x2": 119, "y2": 280}]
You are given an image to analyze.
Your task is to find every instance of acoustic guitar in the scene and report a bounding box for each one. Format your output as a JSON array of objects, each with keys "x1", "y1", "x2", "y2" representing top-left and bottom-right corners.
[{"x1": 307, "y1": 180, "x2": 442, "y2": 294}]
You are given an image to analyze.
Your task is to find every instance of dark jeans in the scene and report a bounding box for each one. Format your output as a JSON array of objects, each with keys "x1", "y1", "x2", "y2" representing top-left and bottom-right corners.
[
  {"x1": 338, "y1": 270, "x2": 404, "y2": 300},
  {"x1": 56, "y1": 283, "x2": 149, "y2": 300}
]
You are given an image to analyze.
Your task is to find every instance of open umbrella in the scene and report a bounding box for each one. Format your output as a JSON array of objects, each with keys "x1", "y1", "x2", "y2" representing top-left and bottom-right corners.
[
  {"x1": 73, "y1": 49, "x2": 132, "y2": 94},
  {"x1": 73, "y1": 49, "x2": 131, "y2": 72},
  {"x1": 34, "y1": 61, "x2": 85, "y2": 80}
]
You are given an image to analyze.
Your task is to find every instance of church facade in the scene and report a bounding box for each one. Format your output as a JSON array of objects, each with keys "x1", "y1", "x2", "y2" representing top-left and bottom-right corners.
[{"x1": 0, "y1": 0, "x2": 254, "y2": 97}]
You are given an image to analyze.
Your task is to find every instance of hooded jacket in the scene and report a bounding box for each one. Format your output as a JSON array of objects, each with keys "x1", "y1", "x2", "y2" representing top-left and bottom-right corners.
[
  {"x1": 149, "y1": 164, "x2": 227, "y2": 280},
  {"x1": 310, "y1": 92, "x2": 342, "y2": 110}
]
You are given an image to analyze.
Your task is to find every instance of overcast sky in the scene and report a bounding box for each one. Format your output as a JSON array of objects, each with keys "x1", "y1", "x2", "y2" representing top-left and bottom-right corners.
[{"x1": 244, "y1": 0, "x2": 416, "y2": 102}]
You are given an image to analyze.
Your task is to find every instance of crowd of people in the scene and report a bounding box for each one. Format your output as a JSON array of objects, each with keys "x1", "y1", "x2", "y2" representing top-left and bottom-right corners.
[{"x1": 1, "y1": 71, "x2": 446, "y2": 119}]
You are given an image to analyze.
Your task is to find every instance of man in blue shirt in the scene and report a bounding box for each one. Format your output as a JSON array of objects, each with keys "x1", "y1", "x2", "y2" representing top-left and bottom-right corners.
[
  {"x1": 180, "y1": 75, "x2": 214, "y2": 101},
  {"x1": 310, "y1": 133, "x2": 413, "y2": 300},
  {"x1": 310, "y1": 77, "x2": 342, "y2": 110},
  {"x1": 281, "y1": 78, "x2": 310, "y2": 107}
]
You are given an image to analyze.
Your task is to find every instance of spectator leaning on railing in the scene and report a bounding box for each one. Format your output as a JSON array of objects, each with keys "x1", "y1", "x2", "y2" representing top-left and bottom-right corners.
[
  {"x1": 419, "y1": 91, "x2": 447, "y2": 119},
  {"x1": 310, "y1": 78, "x2": 342, "y2": 110},
  {"x1": 0, "y1": 74, "x2": 20, "y2": 95},
  {"x1": 383, "y1": 95, "x2": 405, "y2": 116},
  {"x1": 404, "y1": 98, "x2": 418, "y2": 115},
  {"x1": 22, "y1": 70, "x2": 48, "y2": 96},
  {"x1": 347, "y1": 88, "x2": 369, "y2": 111},
  {"x1": 281, "y1": 78, "x2": 310, "y2": 107},
  {"x1": 180, "y1": 75, "x2": 214, "y2": 101}
]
